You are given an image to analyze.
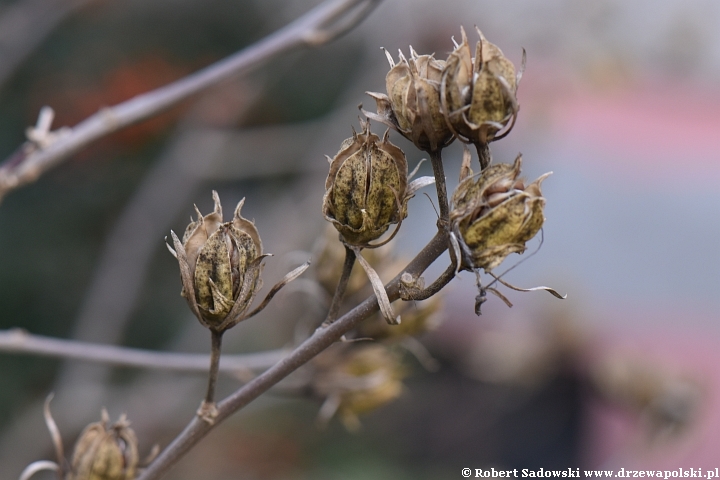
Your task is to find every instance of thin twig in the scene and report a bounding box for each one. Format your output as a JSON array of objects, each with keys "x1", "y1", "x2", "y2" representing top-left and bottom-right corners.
[
  {"x1": 0, "y1": 329, "x2": 287, "y2": 373},
  {"x1": 204, "y1": 331, "x2": 223, "y2": 405},
  {"x1": 0, "y1": 0, "x2": 382, "y2": 201},
  {"x1": 137, "y1": 231, "x2": 449, "y2": 480},
  {"x1": 323, "y1": 245, "x2": 355, "y2": 324}
]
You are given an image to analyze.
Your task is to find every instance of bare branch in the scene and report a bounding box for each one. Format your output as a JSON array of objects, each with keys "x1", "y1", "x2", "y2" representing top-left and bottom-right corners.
[
  {"x1": 0, "y1": 329, "x2": 287, "y2": 373},
  {"x1": 0, "y1": 0, "x2": 382, "y2": 201},
  {"x1": 137, "y1": 230, "x2": 449, "y2": 480}
]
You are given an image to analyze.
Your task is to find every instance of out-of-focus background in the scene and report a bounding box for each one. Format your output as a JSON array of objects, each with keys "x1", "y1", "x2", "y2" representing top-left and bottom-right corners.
[{"x1": 1, "y1": 0, "x2": 720, "y2": 478}]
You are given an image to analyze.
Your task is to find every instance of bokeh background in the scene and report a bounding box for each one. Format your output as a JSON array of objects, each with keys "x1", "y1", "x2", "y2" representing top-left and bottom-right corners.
[{"x1": 1, "y1": 0, "x2": 720, "y2": 478}]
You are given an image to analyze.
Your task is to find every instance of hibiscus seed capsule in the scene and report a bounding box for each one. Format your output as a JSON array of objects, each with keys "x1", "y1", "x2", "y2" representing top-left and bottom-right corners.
[
  {"x1": 67, "y1": 411, "x2": 139, "y2": 480},
  {"x1": 365, "y1": 47, "x2": 453, "y2": 152},
  {"x1": 442, "y1": 26, "x2": 522, "y2": 146},
  {"x1": 450, "y1": 153, "x2": 549, "y2": 271},
  {"x1": 322, "y1": 120, "x2": 409, "y2": 246},
  {"x1": 173, "y1": 191, "x2": 264, "y2": 332}
]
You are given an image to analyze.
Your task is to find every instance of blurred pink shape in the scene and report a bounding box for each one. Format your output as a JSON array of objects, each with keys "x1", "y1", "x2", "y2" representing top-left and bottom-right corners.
[
  {"x1": 553, "y1": 80, "x2": 720, "y2": 181},
  {"x1": 585, "y1": 309, "x2": 720, "y2": 469}
]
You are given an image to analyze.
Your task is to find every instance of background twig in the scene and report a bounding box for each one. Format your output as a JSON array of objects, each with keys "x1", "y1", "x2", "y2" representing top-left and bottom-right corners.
[
  {"x1": 0, "y1": 1, "x2": 384, "y2": 472},
  {"x1": 0, "y1": 329, "x2": 286, "y2": 373},
  {"x1": 0, "y1": 0, "x2": 381, "y2": 201}
]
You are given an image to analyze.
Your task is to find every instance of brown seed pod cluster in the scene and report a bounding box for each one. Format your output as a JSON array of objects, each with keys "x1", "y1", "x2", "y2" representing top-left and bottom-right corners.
[
  {"x1": 365, "y1": 26, "x2": 522, "y2": 153},
  {"x1": 365, "y1": 48, "x2": 453, "y2": 152}
]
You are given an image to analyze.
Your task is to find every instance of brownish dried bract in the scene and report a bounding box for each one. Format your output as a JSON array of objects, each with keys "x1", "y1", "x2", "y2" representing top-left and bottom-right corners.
[
  {"x1": 67, "y1": 411, "x2": 139, "y2": 480},
  {"x1": 364, "y1": 47, "x2": 453, "y2": 152},
  {"x1": 442, "y1": 27, "x2": 522, "y2": 145},
  {"x1": 313, "y1": 225, "x2": 399, "y2": 298},
  {"x1": 322, "y1": 120, "x2": 409, "y2": 247},
  {"x1": 169, "y1": 191, "x2": 265, "y2": 332},
  {"x1": 357, "y1": 292, "x2": 442, "y2": 340},
  {"x1": 450, "y1": 154, "x2": 549, "y2": 271}
]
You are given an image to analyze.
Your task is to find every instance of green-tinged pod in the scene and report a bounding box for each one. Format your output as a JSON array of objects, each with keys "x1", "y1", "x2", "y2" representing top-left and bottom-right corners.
[
  {"x1": 322, "y1": 121, "x2": 409, "y2": 246},
  {"x1": 442, "y1": 27, "x2": 522, "y2": 145},
  {"x1": 450, "y1": 154, "x2": 549, "y2": 271},
  {"x1": 67, "y1": 412, "x2": 138, "y2": 480},
  {"x1": 172, "y1": 191, "x2": 263, "y2": 331}
]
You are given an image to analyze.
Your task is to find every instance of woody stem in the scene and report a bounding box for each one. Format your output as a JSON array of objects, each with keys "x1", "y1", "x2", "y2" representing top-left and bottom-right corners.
[
  {"x1": 475, "y1": 142, "x2": 491, "y2": 170},
  {"x1": 323, "y1": 245, "x2": 356, "y2": 325},
  {"x1": 137, "y1": 231, "x2": 449, "y2": 480},
  {"x1": 204, "y1": 330, "x2": 224, "y2": 405},
  {"x1": 402, "y1": 263, "x2": 456, "y2": 301},
  {"x1": 429, "y1": 149, "x2": 449, "y2": 227}
]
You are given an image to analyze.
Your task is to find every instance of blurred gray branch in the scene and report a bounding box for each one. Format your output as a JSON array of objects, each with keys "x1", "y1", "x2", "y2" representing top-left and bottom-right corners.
[
  {"x1": 0, "y1": 0, "x2": 381, "y2": 202},
  {"x1": 0, "y1": 0, "x2": 384, "y2": 473},
  {"x1": 0, "y1": 329, "x2": 287, "y2": 373}
]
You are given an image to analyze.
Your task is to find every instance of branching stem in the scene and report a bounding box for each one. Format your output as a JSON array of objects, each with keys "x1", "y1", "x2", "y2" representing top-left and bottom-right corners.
[
  {"x1": 136, "y1": 231, "x2": 449, "y2": 480},
  {"x1": 402, "y1": 263, "x2": 456, "y2": 301},
  {"x1": 0, "y1": 0, "x2": 382, "y2": 201}
]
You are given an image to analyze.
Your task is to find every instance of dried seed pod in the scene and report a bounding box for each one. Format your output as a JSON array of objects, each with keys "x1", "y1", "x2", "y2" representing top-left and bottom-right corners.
[
  {"x1": 322, "y1": 120, "x2": 409, "y2": 246},
  {"x1": 313, "y1": 225, "x2": 400, "y2": 298},
  {"x1": 67, "y1": 411, "x2": 139, "y2": 480},
  {"x1": 364, "y1": 47, "x2": 453, "y2": 152},
  {"x1": 442, "y1": 27, "x2": 523, "y2": 145},
  {"x1": 313, "y1": 344, "x2": 406, "y2": 431},
  {"x1": 450, "y1": 153, "x2": 549, "y2": 271},
  {"x1": 170, "y1": 191, "x2": 264, "y2": 332}
]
